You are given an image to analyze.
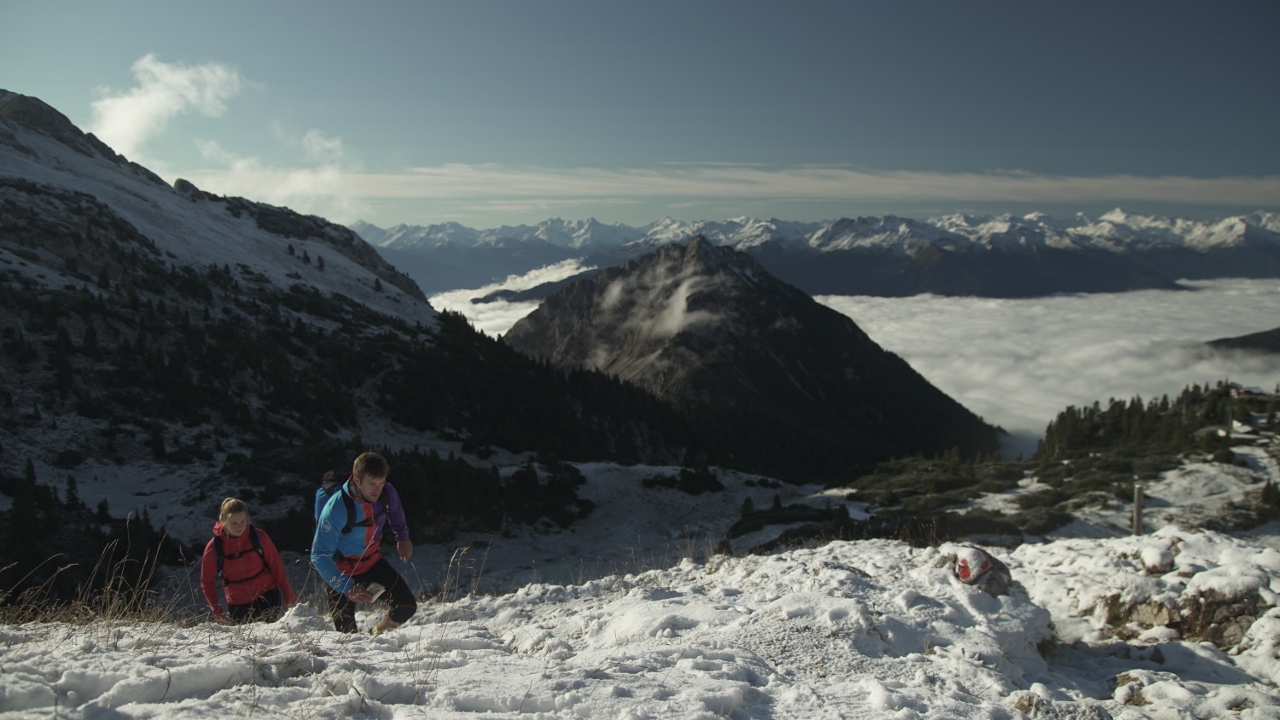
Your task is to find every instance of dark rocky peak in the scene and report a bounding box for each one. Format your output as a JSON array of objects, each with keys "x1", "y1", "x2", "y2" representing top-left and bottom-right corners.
[
  {"x1": 0, "y1": 89, "x2": 166, "y2": 186},
  {"x1": 0, "y1": 90, "x2": 83, "y2": 144},
  {"x1": 505, "y1": 237, "x2": 815, "y2": 389},
  {"x1": 505, "y1": 239, "x2": 999, "y2": 478}
]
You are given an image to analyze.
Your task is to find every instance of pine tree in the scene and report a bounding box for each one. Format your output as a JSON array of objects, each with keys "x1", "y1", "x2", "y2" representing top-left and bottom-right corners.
[
  {"x1": 65, "y1": 474, "x2": 81, "y2": 509},
  {"x1": 1261, "y1": 479, "x2": 1280, "y2": 508},
  {"x1": 82, "y1": 322, "x2": 99, "y2": 359}
]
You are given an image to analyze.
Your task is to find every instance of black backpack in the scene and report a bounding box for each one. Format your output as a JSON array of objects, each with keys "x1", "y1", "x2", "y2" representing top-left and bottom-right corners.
[
  {"x1": 319, "y1": 470, "x2": 390, "y2": 535},
  {"x1": 213, "y1": 525, "x2": 266, "y2": 584}
]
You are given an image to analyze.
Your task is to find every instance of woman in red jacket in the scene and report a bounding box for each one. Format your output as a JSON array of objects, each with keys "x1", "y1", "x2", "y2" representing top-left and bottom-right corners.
[{"x1": 200, "y1": 498, "x2": 296, "y2": 623}]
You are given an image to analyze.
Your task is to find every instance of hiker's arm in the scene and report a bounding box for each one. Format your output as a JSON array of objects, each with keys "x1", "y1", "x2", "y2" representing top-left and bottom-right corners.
[
  {"x1": 198, "y1": 540, "x2": 224, "y2": 621},
  {"x1": 385, "y1": 484, "x2": 411, "y2": 542},
  {"x1": 384, "y1": 484, "x2": 413, "y2": 561}
]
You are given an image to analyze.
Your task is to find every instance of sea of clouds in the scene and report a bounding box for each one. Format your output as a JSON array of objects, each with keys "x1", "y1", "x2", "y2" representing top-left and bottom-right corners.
[
  {"x1": 434, "y1": 275, "x2": 1280, "y2": 459},
  {"x1": 818, "y1": 279, "x2": 1280, "y2": 457}
]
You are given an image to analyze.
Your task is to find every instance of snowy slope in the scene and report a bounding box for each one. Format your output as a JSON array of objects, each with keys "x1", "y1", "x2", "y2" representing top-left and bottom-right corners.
[
  {"x1": 4, "y1": 529, "x2": 1280, "y2": 718},
  {"x1": 3, "y1": 381, "x2": 1279, "y2": 718},
  {"x1": 0, "y1": 90, "x2": 435, "y2": 328}
]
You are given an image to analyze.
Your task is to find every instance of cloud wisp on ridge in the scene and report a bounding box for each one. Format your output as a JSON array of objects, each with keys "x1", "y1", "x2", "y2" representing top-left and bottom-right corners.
[{"x1": 88, "y1": 54, "x2": 242, "y2": 164}]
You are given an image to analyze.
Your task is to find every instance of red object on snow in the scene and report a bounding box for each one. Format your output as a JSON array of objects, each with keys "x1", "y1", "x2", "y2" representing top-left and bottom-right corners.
[{"x1": 956, "y1": 549, "x2": 993, "y2": 583}]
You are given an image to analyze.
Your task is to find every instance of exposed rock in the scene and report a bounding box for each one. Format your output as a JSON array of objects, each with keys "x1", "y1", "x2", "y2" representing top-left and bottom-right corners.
[
  {"x1": 1178, "y1": 587, "x2": 1268, "y2": 649},
  {"x1": 1012, "y1": 691, "x2": 1114, "y2": 718},
  {"x1": 0, "y1": 89, "x2": 166, "y2": 186},
  {"x1": 1113, "y1": 674, "x2": 1152, "y2": 706},
  {"x1": 1098, "y1": 577, "x2": 1270, "y2": 650}
]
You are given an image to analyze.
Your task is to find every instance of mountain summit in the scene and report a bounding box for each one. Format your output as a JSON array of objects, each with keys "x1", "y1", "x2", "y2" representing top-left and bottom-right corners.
[{"x1": 504, "y1": 237, "x2": 999, "y2": 479}]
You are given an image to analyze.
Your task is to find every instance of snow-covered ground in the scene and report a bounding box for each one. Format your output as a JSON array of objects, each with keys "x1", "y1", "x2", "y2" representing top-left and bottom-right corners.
[
  {"x1": 4, "y1": 528, "x2": 1280, "y2": 719},
  {"x1": 6, "y1": 445, "x2": 1280, "y2": 719}
]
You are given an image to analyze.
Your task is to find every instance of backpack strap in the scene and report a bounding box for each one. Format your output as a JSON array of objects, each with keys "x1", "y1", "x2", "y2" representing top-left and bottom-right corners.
[
  {"x1": 340, "y1": 486, "x2": 357, "y2": 534},
  {"x1": 214, "y1": 535, "x2": 225, "y2": 577},
  {"x1": 335, "y1": 483, "x2": 391, "y2": 535},
  {"x1": 215, "y1": 527, "x2": 268, "y2": 584},
  {"x1": 320, "y1": 471, "x2": 362, "y2": 534}
]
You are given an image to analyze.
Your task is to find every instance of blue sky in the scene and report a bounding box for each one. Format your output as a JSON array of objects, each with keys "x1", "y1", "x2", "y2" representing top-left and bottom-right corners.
[{"x1": 3, "y1": 1, "x2": 1278, "y2": 228}]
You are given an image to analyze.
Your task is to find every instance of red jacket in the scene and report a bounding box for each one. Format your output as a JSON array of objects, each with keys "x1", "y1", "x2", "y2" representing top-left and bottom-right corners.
[{"x1": 199, "y1": 520, "x2": 296, "y2": 620}]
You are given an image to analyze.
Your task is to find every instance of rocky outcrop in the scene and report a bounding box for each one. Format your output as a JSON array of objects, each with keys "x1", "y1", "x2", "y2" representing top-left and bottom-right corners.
[
  {"x1": 1013, "y1": 528, "x2": 1279, "y2": 654},
  {"x1": 0, "y1": 89, "x2": 165, "y2": 186}
]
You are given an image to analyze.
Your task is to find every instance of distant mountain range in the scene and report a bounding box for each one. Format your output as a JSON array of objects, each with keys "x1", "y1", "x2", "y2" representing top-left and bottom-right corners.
[{"x1": 353, "y1": 210, "x2": 1280, "y2": 298}]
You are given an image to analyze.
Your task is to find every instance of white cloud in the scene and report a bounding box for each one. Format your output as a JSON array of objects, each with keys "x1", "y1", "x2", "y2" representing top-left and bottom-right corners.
[
  {"x1": 428, "y1": 259, "x2": 594, "y2": 336},
  {"x1": 302, "y1": 129, "x2": 345, "y2": 163},
  {"x1": 191, "y1": 133, "x2": 370, "y2": 222},
  {"x1": 89, "y1": 54, "x2": 242, "y2": 162},
  {"x1": 183, "y1": 163, "x2": 1280, "y2": 222}
]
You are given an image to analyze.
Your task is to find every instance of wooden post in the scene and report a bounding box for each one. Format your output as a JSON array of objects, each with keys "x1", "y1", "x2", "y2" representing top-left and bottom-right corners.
[{"x1": 1133, "y1": 484, "x2": 1144, "y2": 536}]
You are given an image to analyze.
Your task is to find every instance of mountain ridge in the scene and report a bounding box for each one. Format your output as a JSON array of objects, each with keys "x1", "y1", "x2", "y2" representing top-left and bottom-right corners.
[
  {"x1": 354, "y1": 209, "x2": 1280, "y2": 297},
  {"x1": 354, "y1": 210, "x2": 1280, "y2": 257},
  {"x1": 1, "y1": 89, "x2": 433, "y2": 326}
]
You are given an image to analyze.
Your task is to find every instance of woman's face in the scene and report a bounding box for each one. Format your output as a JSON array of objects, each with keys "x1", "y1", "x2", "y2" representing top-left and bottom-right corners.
[{"x1": 223, "y1": 512, "x2": 249, "y2": 537}]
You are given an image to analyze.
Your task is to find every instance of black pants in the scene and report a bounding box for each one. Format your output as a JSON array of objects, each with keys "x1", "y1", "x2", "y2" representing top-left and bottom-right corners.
[
  {"x1": 328, "y1": 557, "x2": 417, "y2": 633},
  {"x1": 227, "y1": 587, "x2": 282, "y2": 623}
]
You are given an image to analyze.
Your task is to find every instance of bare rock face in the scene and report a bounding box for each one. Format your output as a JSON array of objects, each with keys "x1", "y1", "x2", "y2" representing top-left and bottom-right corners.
[
  {"x1": 1099, "y1": 583, "x2": 1269, "y2": 649},
  {"x1": 505, "y1": 237, "x2": 999, "y2": 479},
  {"x1": 0, "y1": 89, "x2": 165, "y2": 185}
]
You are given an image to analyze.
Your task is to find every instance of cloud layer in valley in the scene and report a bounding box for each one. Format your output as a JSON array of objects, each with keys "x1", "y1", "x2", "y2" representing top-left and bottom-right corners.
[
  {"x1": 429, "y1": 260, "x2": 593, "y2": 337},
  {"x1": 818, "y1": 279, "x2": 1280, "y2": 457},
  {"x1": 437, "y1": 273, "x2": 1280, "y2": 459}
]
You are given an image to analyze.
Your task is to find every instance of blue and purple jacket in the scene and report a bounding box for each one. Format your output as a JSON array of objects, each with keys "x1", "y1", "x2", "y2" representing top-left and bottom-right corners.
[{"x1": 310, "y1": 478, "x2": 409, "y2": 594}]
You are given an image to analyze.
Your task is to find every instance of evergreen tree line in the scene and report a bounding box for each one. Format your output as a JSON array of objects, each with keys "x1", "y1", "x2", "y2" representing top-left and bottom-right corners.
[
  {"x1": 0, "y1": 458, "x2": 183, "y2": 609},
  {"x1": 231, "y1": 441, "x2": 594, "y2": 552},
  {"x1": 1035, "y1": 381, "x2": 1278, "y2": 462}
]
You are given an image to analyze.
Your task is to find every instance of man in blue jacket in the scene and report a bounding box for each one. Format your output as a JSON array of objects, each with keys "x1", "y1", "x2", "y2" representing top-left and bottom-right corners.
[{"x1": 312, "y1": 451, "x2": 416, "y2": 633}]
